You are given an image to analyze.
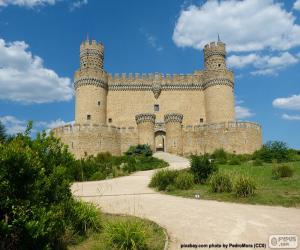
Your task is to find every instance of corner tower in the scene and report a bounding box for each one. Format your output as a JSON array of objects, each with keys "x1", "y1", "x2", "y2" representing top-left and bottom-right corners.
[
  {"x1": 74, "y1": 40, "x2": 108, "y2": 124},
  {"x1": 203, "y1": 41, "x2": 235, "y2": 123}
]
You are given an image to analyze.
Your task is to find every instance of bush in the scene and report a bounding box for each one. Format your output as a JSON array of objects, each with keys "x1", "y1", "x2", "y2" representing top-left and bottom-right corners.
[
  {"x1": 234, "y1": 175, "x2": 256, "y2": 197},
  {"x1": 175, "y1": 172, "x2": 194, "y2": 190},
  {"x1": 210, "y1": 172, "x2": 233, "y2": 193},
  {"x1": 104, "y1": 219, "x2": 147, "y2": 250},
  {"x1": 0, "y1": 120, "x2": 6, "y2": 143},
  {"x1": 252, "y1": 158, "x2": 263, "y2": 166},
  {"x1": 228, "y1": 157, "x2": 241, "y2": 165},
  {"x1": 190, "y1": 154, "x2": 217, "y2": 183},
  {"x1": 272, "y1": 165, "x2": 294, "y2": 179},
  {"x1": 211, "y1": 149, "x2": 228, "y2": 164},
  {"x1": 126, "y1": 144, "x2": 152, "y2": 157},
  {"x1": 253, "y1": 141, "x2": 291, "y2": 163},
  {"x1": 149, "y1": 169, "x2": 179, "y2": 191}
]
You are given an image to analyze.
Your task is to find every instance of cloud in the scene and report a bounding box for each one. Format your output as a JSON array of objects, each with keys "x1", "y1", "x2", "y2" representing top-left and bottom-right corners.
[
  {"x1": 272, "y1": 94, "x2": 300, "y2": 110},
  {"x1": 235, "y1": 105, "x2": 255, "y2": 119},
  {"x1": 228, "y1": 52, "x2": 299, "y2": 75},
  {"x1": 294, "y1": 0, "x2": 300, "y2": 10},
  {"x1": 0, "y1": 115, "x2": 73, "y2": 135},
  {"x1": 0, "y1": 39, "x2": 73, "y2": 103},
  {"x1": 140, "y1": 29, "x2": 163, "y2": 52},
  {"x1": 282, "y1": 114, "x2": 300, "y2": 120},
  {"x1": 69, "y1": 0, "x2": 87, "y2": 11},
  {"x1": 173, "y1": 0, "x2": 300, "y2": 52},
  {"x1": 0, "y1": 0, "x2": 57, "y2": 7}
]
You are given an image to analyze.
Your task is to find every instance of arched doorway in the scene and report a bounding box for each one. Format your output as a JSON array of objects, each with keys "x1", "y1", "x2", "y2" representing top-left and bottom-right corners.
[{"x1": 155, "y1": 131, "x2": 166, "y2": 152}]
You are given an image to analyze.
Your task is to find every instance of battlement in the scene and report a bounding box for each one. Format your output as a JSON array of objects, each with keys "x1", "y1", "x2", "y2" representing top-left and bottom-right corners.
[
  {"x1": 204, "y1": 41, "x2": 226, "y2": 50},
  {"x1": 80, "y1": 39, "x2": 104, "y2": 52}
]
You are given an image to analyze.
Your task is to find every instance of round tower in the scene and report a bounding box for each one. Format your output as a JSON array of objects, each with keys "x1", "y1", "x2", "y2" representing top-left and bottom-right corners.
[
  {"x1": 135, "y1": 113, "x2": 156, "y2": 151},
  {"x1": 74, "y1": 40, "x2": 108, "y2": 124},
  {"x1": 164, "y1": 113, "x2": 183, "y2": 155},
  {"x1": 203, "y1": 41, "x2": 235, "y2": 123}
]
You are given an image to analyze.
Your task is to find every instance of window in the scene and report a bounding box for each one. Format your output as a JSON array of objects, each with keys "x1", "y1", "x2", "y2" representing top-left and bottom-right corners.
[
  {"x1": 154, "y1": 104, "x2": 159, "y2": 112},
  {"x1": 200, "y1": 118, "x2": 204, "y2": 123},
  {"x1": 87, "y1": 115, "x2": 91, "y2": 120},
  {"x1": 98, "y1": 101, "x2": 101, "y2": 106},
  {"x1": 108, "y1": 118, "x2": 112, "y2": 123}
]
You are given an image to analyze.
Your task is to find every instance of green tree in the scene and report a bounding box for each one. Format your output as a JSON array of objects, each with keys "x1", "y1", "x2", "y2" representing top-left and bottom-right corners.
[{"x1": 0, "y1": 121, "x2": 6, "y2": 143}]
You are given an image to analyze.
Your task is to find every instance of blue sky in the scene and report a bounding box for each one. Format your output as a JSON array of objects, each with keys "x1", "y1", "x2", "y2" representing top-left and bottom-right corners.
[{"x1": 0, "y1": 0, "x2": 299, "y2": 149}]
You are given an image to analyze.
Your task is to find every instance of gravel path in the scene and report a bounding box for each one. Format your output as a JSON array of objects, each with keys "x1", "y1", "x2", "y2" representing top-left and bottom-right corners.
[{"x1": 72, "y1": 152, "x2": 300, "y2": 250}]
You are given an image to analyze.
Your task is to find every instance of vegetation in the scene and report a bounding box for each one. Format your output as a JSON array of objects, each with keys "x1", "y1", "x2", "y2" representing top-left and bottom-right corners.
[
  {"x1": 190, "y1": 154, "x2": 217, "y2": 183},
  {"x1": 125, "y1": 144, "x2": 153, "y2": 157},
  {"x1": 209, "y1": 172, "x2": 233, "y2": 193},
  {"x1": 175, "y1": 172, "x2": 194, "y2": 190},
  {"x1": 272, "y1": 164, "x2": 294, "y2": 179},
  {"x1": 0, "y1": 121, "x2": 6, "y2": 143},
  {"x1": 234, "y1": 175, "x2": 256, "y2": 197},
  {"x1": 150, "y1": 142, "x2": 300, "y2": 207},
  {"x1": 149, "y1": 169, "x2": 179, "y2": 191}
]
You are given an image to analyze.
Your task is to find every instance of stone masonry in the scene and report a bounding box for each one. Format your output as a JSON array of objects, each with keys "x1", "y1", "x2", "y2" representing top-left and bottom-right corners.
[{"x1": 53, "y1": 39, "x2": 262, "y2": 158}]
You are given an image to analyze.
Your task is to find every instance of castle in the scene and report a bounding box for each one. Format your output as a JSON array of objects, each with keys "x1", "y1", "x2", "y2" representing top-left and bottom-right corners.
[{"x1": 53, "y1": 39, "x2": 262, "y2": 158}]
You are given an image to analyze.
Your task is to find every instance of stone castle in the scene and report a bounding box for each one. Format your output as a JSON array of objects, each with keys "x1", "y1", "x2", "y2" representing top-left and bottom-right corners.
[{"x1": 53, "y1": 39, "x2": 262, "y2": 158}]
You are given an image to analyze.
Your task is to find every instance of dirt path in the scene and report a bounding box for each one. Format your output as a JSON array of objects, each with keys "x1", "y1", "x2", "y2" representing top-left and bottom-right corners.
[{"x1": 72, "y1": 152, "x2": 300, "y2": 250}]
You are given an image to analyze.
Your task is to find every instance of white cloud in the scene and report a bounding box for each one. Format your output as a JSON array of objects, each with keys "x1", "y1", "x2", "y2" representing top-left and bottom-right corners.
[
  {"x1": 282, "y1": 114, "x2": 300, "y2": 120},
  {"x1": 227, "y1": 52, "x2": 298, "y2": 75},
  {"x1": 0, "y1": 0, "x2": 56, "y2": 7},
  {"x1": 0, "y1": 115, "x2": 73, "y2": 135},
  {"x1": 69, "y1": 0, "x2": 87, "y2": 11},
  {"x1": 294, "y1": 0, "x2": 300, "y2": 10},
  {"x1": 173, "y1": 0, "x2": 300, "y2": 52},
  {"x1": 0, "y1": 39, "x2": 73, "y2": 103},
  {"x1": 273, "y1": 94, "x2": 300, "y2": 110},
  {"x1": 140, "y1": 29, "x2": 163, "y2": 52},
  {"x1": 235, "y1": 105, "x2": 255, "y2": 119}
]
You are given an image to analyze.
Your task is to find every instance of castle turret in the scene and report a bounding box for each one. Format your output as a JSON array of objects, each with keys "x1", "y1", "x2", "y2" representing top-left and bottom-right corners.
[
  {"x1": 203, "y1": 41, "x2": 235, "y2": 123},
  {"x1": 164, "y1": 113, "x2": 183, "y2": 155},
  {"x1": 135, "y1": 113, "x2": 156, "y2": 151},
  {"x1": 74, "y1": 40, "x2": 108, "y2": 124}
]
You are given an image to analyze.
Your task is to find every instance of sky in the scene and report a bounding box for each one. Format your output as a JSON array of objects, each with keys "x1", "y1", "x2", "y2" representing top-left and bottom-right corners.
[{"x1": 0, "y1": 0, "x2": 299, "y2": 149}]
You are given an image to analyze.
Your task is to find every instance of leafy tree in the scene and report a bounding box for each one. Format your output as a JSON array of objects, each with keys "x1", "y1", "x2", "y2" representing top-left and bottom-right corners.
[
  {"x1": 190, "y1": 154, "x2": 217, "y2": 183},
  {"x1": 0, "y1": 121, "x2": 6, "y2": 143}
]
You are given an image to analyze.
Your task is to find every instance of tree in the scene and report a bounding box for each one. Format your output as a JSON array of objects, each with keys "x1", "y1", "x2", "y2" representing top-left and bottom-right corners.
[{"x1": 0, "y1": 121, "x2": 6, "y2": 143}]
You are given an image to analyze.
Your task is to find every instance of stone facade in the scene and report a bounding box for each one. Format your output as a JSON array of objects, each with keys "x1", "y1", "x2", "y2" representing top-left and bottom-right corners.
[{"x1": 53, "y1": 39, "x2": 263, "y2": 158}]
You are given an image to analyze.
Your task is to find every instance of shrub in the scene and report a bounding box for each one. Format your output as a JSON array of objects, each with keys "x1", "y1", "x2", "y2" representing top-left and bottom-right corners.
[
  {"x1": 149, "y1": 169, "x2": 178, "y2": 191},
  {"x1": 0, "y1": 120, "x2": 6, "y2": 143},
  {"x1": 211, "y1": 149, "x2": 228, "y2": 164},
  {"x1": 253, "y1": 141, "x2": 291, "y2": 163},
  {"x1": 272, "y1": 165, "x2": 294, "y2": 179},
  {"x1": 190, "y1": 154, "x2": 217, "y2": 183},
  {"x1": 104, "y1": 219, "x2": 147, "y2": 250},
  {"x1": 228, "y1": 157, "x2": 241, "y2": 165},
  {"x1": 175, "y1": 172, "x2": 194, "y2": 190},
  {"x1": 252, "y1": 158, "x2": 263, "y2": 166},
  {"x1": 210, "y1": 172, "x2": 233, "y2": 193},
  {"x1": 234, "y1": 175, "x2": 256, "y2": 197},
  {"x1": 126, "y1": 144, "x2": 152, "y2": 157}
]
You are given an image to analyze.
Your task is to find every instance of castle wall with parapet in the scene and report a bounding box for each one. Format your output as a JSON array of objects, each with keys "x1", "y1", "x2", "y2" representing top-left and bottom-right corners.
[
  {"x1": 182, "y1": 122, "x2": 262, "y2": 155},
  {"x1": 106, "y1": 72, "x2": 206, "y2": 127},
  {"x1": 52, "y1": 124, "x2": 138, "y2": 158}
]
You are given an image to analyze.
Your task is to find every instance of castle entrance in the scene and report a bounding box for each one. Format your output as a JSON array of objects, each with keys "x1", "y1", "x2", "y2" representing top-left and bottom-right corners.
[{"x1": 155, "y1": 131, "x2": 165, "y2": 152}]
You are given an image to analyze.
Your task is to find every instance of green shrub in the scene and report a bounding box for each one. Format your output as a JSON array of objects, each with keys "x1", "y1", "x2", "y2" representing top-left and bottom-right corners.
[
  {"x1": 228, "y1": 157, "x2": 241, "y2": 165},
  {"x1": 126, "y1": 144, "x2": 152, "y2": 157},
  {"x1": 252, "y1": 158, "x2": 263, "y2": 166},
  {"x1": 0, "y1": 120, "x2": 6, "y2": 143},
  {"x1": 104, "y1": 219, "x2": 147, "y2": 250},
  {"x1": 210, "y1": 172, "x2": 233, "y2": 193},
  {"x1": 175, "y1": 172, "x2": 194, "y2": 190},
  {"x1": 67, "y1": 200, "x2": 102, "y2": 235},
  {"x1": 234, "y1": 175, "x2": 256, "y2": 197},
  {"x1": 149, "y1": 169, "x2": 178, "y2": 191},
  {"x1": 253, "y1": 141, "x2": 291, "y2": 163},
  {"x1": 190, "y1": 154, "x2": 217, "y2": 183},
  {"x1": 211, "y1": 149, "x2": 228, "y2": 164},
  {"x1": 272, "y1": 165, "x2": 294, "y2": 179}
]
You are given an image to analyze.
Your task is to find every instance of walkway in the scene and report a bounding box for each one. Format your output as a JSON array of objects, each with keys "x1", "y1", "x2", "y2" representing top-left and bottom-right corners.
[{"x1": 71, "y1": 152, "x2": 300, "y2": 249}]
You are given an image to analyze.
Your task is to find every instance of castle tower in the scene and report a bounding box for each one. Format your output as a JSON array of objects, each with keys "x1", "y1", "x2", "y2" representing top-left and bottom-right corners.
[
  {"x1": 203, "y1": 41, "x2": 235, "y2": 123},
  {"x1": 164, "y1": 113, "x2": 183, "y2": 155},
  {"x1": 135, "y1": 113, "x2": 156, "y2": 152},
  {"x1": 74, "y1": 40, "x2": 108, "y2": 124}
]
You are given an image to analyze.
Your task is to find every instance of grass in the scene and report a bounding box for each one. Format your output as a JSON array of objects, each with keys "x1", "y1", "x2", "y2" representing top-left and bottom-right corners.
[
  {"x1": 68, "y1": 214, "x2": 166, "y2": 250},
  {"x1": 166, "y1": 161, "x2": 300, "y2": 207}
]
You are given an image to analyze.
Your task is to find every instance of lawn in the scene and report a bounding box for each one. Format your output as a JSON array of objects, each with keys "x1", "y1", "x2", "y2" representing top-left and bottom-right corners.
[
  {"x1": 167, "y1": 161, "x2": 300, "y2": 207},
  {"x1": 68, "y1": 213, "x2": 166, "y2": 250}
]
